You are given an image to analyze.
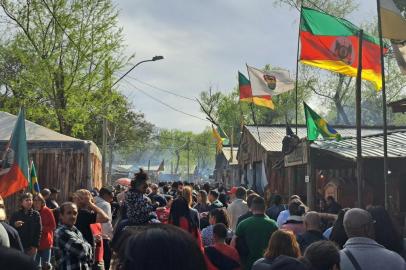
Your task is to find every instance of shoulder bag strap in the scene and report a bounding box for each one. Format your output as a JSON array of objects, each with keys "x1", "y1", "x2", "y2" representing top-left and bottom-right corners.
[{"x1": 344, "y1": 249, "x2": 362, "y2": 270}]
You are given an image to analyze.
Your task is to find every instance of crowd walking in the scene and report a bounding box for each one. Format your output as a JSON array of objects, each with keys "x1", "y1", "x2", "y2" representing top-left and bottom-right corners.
[{"x1": 0, "y1": 169, "x2": 405, "y2": 270}]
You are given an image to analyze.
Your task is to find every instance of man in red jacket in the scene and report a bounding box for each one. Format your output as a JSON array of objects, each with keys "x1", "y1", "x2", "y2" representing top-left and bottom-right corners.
[{"x1": 33, "y1": 193, "x2": 56, "y2": 269}]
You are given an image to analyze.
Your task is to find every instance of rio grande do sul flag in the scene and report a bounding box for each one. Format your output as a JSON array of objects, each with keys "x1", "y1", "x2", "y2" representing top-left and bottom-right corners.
[
  {"x1": 300, "y1": 7, "x2": 386, "y2": 90},
  {"x1": 0, "y1": 109, "x2": 29, "y2": 198},
  {"x1": 238, "y1": 72, "x2": 275, "y2": 110},
  {"x1": 246, "y1": 65, "x2": 295, "y2": 96}
]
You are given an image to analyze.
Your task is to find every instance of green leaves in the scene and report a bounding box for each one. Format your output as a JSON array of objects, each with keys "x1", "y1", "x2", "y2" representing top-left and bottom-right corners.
[{"x1": 0, "y1": 0, "x2": 149, "y2": 149}]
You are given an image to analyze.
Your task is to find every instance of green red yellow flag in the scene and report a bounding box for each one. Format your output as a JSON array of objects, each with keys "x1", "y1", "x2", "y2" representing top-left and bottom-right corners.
[
  {"x1": 300, "y1": 7, "x2": 386, "y2": 90},
  {"x1": 304, "y1": 102, "x2": 341, "y2": 141},
  {"x1": 0, "y1": 109, "x2": 29, "y2": 198},
  {"x1": 238, "y1": 71, "x2": 274, "y2": 110}
]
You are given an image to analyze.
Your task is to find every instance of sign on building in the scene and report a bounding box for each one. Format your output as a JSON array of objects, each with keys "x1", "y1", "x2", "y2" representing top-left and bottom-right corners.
[{"x1": 284, "y1": 142, "x2": 308, "y2": 167}]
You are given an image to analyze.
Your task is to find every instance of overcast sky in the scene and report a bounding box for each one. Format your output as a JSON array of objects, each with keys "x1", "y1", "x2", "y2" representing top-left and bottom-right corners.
[{"x1": 113, "y1": 0, "x2": 375, "y2": 133}]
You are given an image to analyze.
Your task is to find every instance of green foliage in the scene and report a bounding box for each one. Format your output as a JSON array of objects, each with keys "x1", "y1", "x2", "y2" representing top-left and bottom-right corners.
[
  {"x1": 118, "y1": 128, "x2": 216, "y2": 178},
  {"x1": 0, "y1": 0, "x2": 148, "y2": 149},
  {"x1": 274, "y1": 0, "x2": 359, "y2": 18}
]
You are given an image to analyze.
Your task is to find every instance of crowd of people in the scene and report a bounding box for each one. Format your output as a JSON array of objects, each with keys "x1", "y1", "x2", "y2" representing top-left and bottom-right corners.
[{"x1": 0, "y1": 168, "x2": 405, "y2": 270}]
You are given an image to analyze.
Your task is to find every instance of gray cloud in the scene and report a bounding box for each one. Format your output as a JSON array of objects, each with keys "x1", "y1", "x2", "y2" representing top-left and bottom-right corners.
[{"x1": 113, "y1": 0, "x2": 376, "y2": 132}]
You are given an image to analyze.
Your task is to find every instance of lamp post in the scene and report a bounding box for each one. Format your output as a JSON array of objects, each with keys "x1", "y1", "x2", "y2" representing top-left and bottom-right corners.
[
  {"x1": 102, "y1": 55, "x2": 164, "y2": 185},
  {"x1": 111, "y1": 55, "x2": 164, "y2": 88}
]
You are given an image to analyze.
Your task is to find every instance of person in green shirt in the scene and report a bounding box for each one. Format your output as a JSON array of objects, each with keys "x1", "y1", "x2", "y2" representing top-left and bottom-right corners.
[{"x1": 231, "y1": 196, "x2": 278, "y2": 270}]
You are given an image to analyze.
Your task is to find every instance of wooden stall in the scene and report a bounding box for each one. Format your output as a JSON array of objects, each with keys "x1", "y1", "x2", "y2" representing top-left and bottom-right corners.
[
  {"x1": 0, "y1": 111, "x2": 102, "y2": 215},
  {"x1": 214, "y1": 147, "x2": 240, "y2": 188}
]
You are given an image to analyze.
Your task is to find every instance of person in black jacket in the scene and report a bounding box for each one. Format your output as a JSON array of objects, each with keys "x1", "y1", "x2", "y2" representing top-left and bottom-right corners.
[
  {"x1": 0, "y1": 195, "x2": 24, "y2": 251},
  {"x1": 0, "y1": 245, "x2": 37, "y2": 270},
  {"x1": 10, "y1": 192, "x2": 42, "y2": 256},
  {"x1": 296, "y1": 212, "x2": 326, "y2": 253}
]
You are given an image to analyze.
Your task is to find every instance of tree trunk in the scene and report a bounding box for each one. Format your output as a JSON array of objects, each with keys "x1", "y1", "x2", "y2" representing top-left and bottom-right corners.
[{"x1": 333, "y1": 75, "x2": 350, "y2": 125}]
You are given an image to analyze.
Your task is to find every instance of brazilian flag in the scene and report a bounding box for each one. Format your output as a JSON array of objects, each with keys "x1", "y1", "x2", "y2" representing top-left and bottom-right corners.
[
  {"x1": 304, "y1": 102, "x2": 341, "y2": 141},
  {"x1": 30, "y1": 161, "x2": 40, "y2": 194}
]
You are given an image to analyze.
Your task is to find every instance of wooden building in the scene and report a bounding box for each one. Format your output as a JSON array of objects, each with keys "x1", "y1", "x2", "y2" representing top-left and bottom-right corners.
[
  {"x1": 0, "y1": 111, "x2": 102, "y2": 214},
  {"x1": 214, "y1": 146, "x2": 240, "y2": 188},
  {"x1": 238, "y1": 125, "x2": 382, "y2": 200},
  {"x1": 284, "y1": 129, "x2": 406, "y2": 220},
  {"x1": 309, "y1": 131, "x2": 406, "y2": 213}
]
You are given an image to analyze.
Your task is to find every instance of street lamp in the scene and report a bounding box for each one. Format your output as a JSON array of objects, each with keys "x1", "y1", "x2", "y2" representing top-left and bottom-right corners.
[
  {"x1": 111, "y1": 55, "x2": 164, "y2": 88},
  {"x1": 102, "y1": 55, "x2": 163, "y2": 185}
]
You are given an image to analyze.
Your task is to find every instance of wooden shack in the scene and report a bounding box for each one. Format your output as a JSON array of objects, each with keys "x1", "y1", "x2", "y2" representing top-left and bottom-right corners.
[
  {"x1": 237, "y1": 125, "x2": 306, "y2": 196},
  {"x1": 0, "y1": 111, "x2": 102, "y2": 214},
  {"x1": 238, "y1": 125, "x2": 383, "y2": 200},
  {"x1": 214, "y1": 146, "x2": 240, "y2": 188},
  {"x1": 309, "y1": 130, "x2": 406, "y2": 214}
]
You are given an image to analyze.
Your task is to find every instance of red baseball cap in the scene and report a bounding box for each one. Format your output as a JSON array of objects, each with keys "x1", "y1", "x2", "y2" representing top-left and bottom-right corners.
[{"x1": 227, "y1": 186, "x2": 238, "y2": 195}]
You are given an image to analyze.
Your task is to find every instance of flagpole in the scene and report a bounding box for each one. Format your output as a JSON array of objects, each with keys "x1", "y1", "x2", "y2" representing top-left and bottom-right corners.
[
  {"x1": 356, "y1": 29, "x2": 364, "y2": 208},
  {"x1": 245, "y1": 63, "x2": 262, "y2": 144},
  {"x1": 376, "y1": 0, "x2": 389, "y2": 210},
  {"x1": 250, "y1": 103, "x2": 262, "y2": 145},
  {"x1": 294, "y1": 4, "x2": 303, "y2": 135}
]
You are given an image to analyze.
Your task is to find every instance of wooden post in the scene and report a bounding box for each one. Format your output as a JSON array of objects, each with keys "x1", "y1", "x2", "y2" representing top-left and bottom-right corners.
[
  {"x1": 288, "y1": 167, "x2": 294, "y2": 198},
  {"x1": 356, "y1": 30, "x2": 364, "y2": 208},
  {"x1": 376, "y1": 0, "x2": 389, "y2": 210},
  {"x1": 306, "y1": 142, "x2": 315, "y2": 209}
]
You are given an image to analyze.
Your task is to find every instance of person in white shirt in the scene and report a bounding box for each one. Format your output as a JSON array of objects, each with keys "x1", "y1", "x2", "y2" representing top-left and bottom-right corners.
[
  {"x1": 227, "y1": 187, "x2": 248, "y2": 232},
  {"x1": 276, "y1": 195, "x2": 301, "y2": 227},
  {"x1": 95, "y1": 187, "x2": 114, "y2": 270}
]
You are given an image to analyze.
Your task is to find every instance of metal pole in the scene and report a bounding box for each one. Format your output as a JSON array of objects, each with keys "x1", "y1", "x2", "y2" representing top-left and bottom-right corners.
[
  {"x1": 111, "y1": 56, "x2": 164, "y2": 88},
  {"x1": 376, "y1": 0, "x2": 389, "y2": 210},
  {"x1": 295, "y1": 4, "x2": 303, "y2": 135},
  {"x1": 306, "y1": 142, "x2": 314, "y2": 210},
  {"x1": 249, "y1": 103, "x2": 262, "y2": 145},
  {"x1": 187, "y1": 138, "x2": 190, "y2": 182},
  {"x1": 356, "y1": 30, "x2": 364, "y2": 208}
]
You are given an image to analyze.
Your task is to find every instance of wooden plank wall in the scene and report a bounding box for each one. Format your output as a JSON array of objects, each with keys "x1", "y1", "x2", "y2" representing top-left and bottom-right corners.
[
  {"x1": 3, "y1": 147, "x2": 102, "y2": 217},
  {"x1": 91, "y1": 153, "x2": 102, "y2": 189}
]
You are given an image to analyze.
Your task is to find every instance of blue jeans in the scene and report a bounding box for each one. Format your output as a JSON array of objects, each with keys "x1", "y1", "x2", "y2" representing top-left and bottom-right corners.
[{"x1": 35, "y1": 249, "x2": 51, "y2": 269}]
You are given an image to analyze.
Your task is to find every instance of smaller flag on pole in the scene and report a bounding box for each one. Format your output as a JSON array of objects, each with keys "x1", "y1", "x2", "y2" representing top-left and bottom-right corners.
[
  {"x1": 0, "y1": 108, "x2": 30, "y2": 198},
  {"x1": 212, "y1": 126, "x2": 224, "y2": 153},
  {"x1": 239, "y1": 71, "x2": 275, "y2": 109},
  {"x1": 30, "y1": 161, "x2": 40, "y2": 194},
  {"x1": 157, "y1": 160, "x2": 165, "y2": 173},
  {"x1": 304, "y1": 102, "x2": 341, "y2": 141},
  {"x1": 247, "y1": 65, "x2": 295, "y2": 97}
]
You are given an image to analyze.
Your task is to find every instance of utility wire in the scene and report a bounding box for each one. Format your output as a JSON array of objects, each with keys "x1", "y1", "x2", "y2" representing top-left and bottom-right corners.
[
  {"x1": 122, "y1": 78, "x2": 209, "y2": 123},
  {"x1": 120, "y1": 74, "x2": 197, "y2": 102},
  {"x1": 152, "y1": 135, "x2": 216, "y2": 147}
]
